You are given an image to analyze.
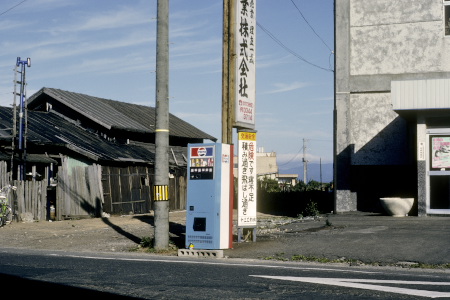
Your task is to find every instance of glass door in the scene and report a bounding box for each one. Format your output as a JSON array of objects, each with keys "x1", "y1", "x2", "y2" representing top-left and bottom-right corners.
[{"x1": 427, "y1": 130, "x2": 450, "y2": 214}]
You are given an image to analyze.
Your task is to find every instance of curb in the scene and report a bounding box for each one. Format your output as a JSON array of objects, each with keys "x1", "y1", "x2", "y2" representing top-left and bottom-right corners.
[{"x1": 178, "y1": 249, "x2": 224, "y2": 258}]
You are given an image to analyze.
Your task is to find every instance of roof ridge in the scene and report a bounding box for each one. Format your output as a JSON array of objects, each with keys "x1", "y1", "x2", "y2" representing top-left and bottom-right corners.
[{"x1": 45, "y1": 87, "x2": 154, "y2": 110}]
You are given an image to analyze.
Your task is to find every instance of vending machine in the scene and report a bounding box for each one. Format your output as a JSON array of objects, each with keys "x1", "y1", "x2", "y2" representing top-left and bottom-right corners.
[{"x1": 185, "y1": 143, "x2": 233, "y2": 250}]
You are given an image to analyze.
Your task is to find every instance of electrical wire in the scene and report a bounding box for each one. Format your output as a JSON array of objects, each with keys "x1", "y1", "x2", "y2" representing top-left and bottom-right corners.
[
  {"x1": 257, "y1": 21, "x2": 333, "y2": 72},
  {"x1": 0, "y1": 0, "x2": 28, "y2": 17},
  {"x1": 278, "y1": 147, "x2": 303, "y2": 167},
  {"x1": 278, "y1": 138, "x2": 332, "y2": 167},
  {"x1": 290, "y1": 0, "x2": 333, "y2": 52}
]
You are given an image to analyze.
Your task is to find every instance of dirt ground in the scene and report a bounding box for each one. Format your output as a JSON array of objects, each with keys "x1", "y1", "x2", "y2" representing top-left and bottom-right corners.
[
  {"x1": 0, "y1": 211, "x2": 187, "y2": 254},
  {"x1": 0, "y1": 210, "x2": 291, "y2": 255}
]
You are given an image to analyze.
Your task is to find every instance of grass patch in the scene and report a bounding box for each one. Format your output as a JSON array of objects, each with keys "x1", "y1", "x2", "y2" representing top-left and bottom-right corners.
[
  {"x1": 290, "y1": 254, "x2": 359, "y2": 264},
  {"x1": 262, "y1": 252, "x2": 289, "y2": 261},
  {"x1": 262, "y1": 253, "x2": 450, "y2": 269},
  {"x1": 129, "y1": 236, "x2": 179, "y2": 254},
  {"x1": 406, "y1": 262, "x2": 450, "y2": 269}
]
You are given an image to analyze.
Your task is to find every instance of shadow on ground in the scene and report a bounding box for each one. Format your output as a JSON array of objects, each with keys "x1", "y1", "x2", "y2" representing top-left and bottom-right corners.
[
  {"x1": 101, "y1": 215, "x2": 186, "y2": 249},
  {"x1": 0, "y1": 273, "x2": 144, "y2": 299}
]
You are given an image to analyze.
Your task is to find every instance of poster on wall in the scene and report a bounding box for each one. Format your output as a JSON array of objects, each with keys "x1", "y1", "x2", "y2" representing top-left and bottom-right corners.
[
  {"x1": 238, "y1": 131, "x2": 257, "y2": 227},
  {"x1": 431, "y1": 136, "x2": 450, "y2": 169},
  {"x1": 234, "y1": 0, "x2": 256, "y2": 129}
]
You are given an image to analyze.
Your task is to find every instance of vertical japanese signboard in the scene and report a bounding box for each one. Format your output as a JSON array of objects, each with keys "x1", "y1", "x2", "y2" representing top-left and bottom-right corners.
[
  {"x1": 238, "y1": 131, "x2": 257, "y2": 227},
  {"x1": 235, "y1": 0, "x2": 256, "y2": 129}
]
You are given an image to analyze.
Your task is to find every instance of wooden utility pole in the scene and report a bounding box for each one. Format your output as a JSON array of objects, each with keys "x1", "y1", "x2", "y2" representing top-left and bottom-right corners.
[{"x1": 222, "y1": 0, "x2": 236, "y2": 144}]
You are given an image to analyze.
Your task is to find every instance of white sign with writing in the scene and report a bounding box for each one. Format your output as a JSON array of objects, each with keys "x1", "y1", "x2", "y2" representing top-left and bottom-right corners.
[
  {"x1": 418, "y1": 142, "x2": 425, "y2": 161},
  {"x1": 238, "y1": 131, "x2": 257, "y2": 227},
  {"x1": 234, "y1": 0, "x2": 256, "y2": 129}
]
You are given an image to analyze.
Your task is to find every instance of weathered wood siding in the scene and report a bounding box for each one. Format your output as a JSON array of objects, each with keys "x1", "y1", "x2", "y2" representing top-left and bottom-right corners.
[
  {"x1": 0, "y1": 161, "x2": 48, "y2": 221},
  {"x1": 13, "y1": 180, "x2": 48, "y2": 221},
  {"x1": 101, "y1": 166, "x2": 187, "y2": 215},
  {"x1": 0, "y1": 161, "x2": 9, "y2": 187},
  {"x1": 169, "y1": 172, "x2": 187, "y2": 211},
  {"x1": 56, "y1": 158, "x2": 103, "y2": 219},
  {"x1": 102, "y1": 165, "x2": 152, "y2": 215},
  {"x1": 0, "y1": 159, "x2": 187, "y2": 221}
]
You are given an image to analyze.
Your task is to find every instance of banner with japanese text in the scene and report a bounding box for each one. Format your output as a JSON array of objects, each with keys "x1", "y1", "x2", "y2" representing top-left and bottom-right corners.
[
  {"x1": 234, "y1": 0, "x2": 256, "y2": 129},
  {"x1": 238, "y1": 131, "x2": 257, "y2": 227}
]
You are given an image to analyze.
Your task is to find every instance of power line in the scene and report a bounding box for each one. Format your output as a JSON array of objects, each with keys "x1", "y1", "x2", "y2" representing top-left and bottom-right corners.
[
  {"x1": 278, "y1": 138, "x2": 332, "y2": 167},
  {"x1": 278, "y1": 147, "x2": 303, "y2": 167},
  {"x1": 257, "y1": 21, "x2": 333, "y2": 72},
  {"x1": 290, "y1": 0, "x2": 333, "y2": 52},
  {"x1": 0, "y1": 0, "x2": 28, "y2": 17}
]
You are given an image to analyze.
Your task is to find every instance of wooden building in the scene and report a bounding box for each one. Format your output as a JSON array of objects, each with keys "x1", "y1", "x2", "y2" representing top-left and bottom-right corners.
[{"x1": 0, "y1": 88, "x2": 216, "y2": 220}]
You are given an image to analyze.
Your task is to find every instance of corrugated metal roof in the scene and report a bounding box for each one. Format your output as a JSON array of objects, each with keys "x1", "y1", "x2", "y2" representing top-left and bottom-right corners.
[
  {"x1": 27, "y1": 87, "x2": 217, "y2": 141},
  {"x1": 392, "y1": 78, "x2": 450, "y2": 110},
  {"x1": 0, "y1": 107, "x2": 187, "y2": 167}
]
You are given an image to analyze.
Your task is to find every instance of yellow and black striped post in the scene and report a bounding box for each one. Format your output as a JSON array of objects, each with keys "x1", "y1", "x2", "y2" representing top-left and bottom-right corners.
[{"x1": 153, "y1": 185, "x2": 169, "y2": 201}]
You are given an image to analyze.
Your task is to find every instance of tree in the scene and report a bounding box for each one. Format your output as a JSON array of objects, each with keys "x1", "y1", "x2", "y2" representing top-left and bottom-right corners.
[{"x1": 258, "y1": 177, "x2": 280, "y2": 192}]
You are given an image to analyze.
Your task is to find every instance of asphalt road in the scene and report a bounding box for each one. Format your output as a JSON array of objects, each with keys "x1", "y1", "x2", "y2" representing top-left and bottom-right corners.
[{"x1": 1, "y1": 248, "x2": 450, "y2": 299}]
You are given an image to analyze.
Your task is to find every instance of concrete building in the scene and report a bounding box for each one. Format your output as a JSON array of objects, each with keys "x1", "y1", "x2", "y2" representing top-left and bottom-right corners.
[
  {"x1": 335, "y1": 0, "x2": 450, "y2": 215},
  {"x1": 234, "y1": 150, "x2": 278, "y2": 180},
  {"x1": 255, "y1": 151, "x2": 279, "y2": 180},
  {"x1": 277, "y1": 174, "x2": 299, "y2": 188}
]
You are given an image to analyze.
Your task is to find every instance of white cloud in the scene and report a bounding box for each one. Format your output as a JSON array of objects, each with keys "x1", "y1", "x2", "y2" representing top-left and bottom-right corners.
[
  {"x1": 28, "y1": 30, "x2": 153, "y2": 62},
  {"x1": 264, "y1": 81, "x2": 310, "y2": 94},
  {"x1": 314, "y1": 96, "x2": 334, "y2": 101},
  {"x1": 0, "y1": 19, "x2": 31, "y2": 32},
  {"x1": 171, "y1": 37, "x2": 221, "y2": 58},
  {"x1": 61, "y1": 6, "x2": 153, "y2": 33},
  {"x1": 173, "y1": 111, "x2": 220, "y2": 122}
]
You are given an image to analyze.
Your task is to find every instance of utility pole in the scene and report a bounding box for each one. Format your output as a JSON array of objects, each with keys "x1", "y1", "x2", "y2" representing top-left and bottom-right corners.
[
  {"x1": 15, "y1": 57, "x2": 30, "y2": 181},
  {"x1": 154, "y1": 0, "x2": 170, "y2": 250},
  {"x1": 222, "y1": 0, "x2": 236, "y2": 144},
  {"x1": 320, "y1": 157, "x2": 323, "y2": 189},
  {"x1": 302, "y1": 138, "x2": 308, "y2": 184}
]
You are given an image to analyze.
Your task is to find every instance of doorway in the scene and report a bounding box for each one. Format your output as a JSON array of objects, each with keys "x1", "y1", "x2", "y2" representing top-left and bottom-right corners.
[{"x1": 427, "y1": 129, "x2": 450, "y2": 214}]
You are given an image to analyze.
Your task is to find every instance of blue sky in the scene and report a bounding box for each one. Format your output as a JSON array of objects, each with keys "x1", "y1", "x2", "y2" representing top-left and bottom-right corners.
[{"x1": 0, "y1": 0, "x2": 334, "y2": 167}]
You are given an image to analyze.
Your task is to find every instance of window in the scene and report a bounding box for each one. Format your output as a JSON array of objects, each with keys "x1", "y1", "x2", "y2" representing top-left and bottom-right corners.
[
  {"x1": 429, "y1": 135, "x2": 450, "y2": 170},
  {"x1": 445, "y1": 0, "x2": 450, "y2": 35}
]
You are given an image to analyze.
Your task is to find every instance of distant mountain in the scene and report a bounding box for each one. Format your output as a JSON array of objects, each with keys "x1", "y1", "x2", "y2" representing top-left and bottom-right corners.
[{"x1": 278, "y1": 162, "x2": 333, "y2": 183}]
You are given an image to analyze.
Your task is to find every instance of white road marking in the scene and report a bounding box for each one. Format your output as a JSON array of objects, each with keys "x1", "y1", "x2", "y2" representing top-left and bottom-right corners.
[
  {"x1": 46, "y1": 253, "x2": 381, "y2": 274},
  {"x1": 251, "y1": 276, "x2": 450, "y2": 298}
]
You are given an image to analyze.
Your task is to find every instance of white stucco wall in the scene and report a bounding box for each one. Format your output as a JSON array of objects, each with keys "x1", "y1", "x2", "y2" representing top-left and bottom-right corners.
[
  {"x1": 334, "y1": 0, "x2": 450, "y2": 212},
  {"x1": 349, "y1": 93, "x2": 409, "y2": 165},
  {"x1": 350, "y1": 0, "x2": 450, "y2": 75}
]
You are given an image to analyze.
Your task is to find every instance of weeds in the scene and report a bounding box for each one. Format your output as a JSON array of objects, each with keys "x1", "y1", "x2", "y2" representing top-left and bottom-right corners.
[
  {"x1": 140, "y1": 236, "x2": 153, "y2": 248},
  {"x1": 303, "y1": 201, "x2": 320, "y2": 217},
  {"x1": 262, "y1": 253, "x2": 450, "y2": 269},
  {"x1": 130, "y1": 236, "x2": 179, "y2": 254},
  {"x1": 263, "y1": 253, "x2": 289, "y2": 261}
]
